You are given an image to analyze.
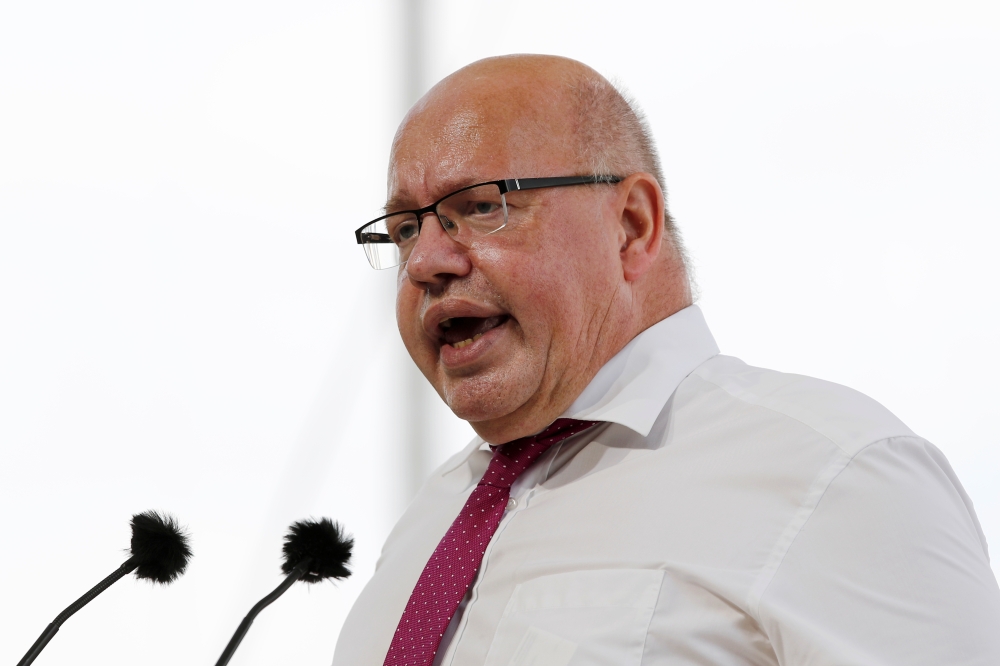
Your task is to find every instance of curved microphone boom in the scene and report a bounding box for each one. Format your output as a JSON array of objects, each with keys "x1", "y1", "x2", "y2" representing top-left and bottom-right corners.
[
  {"x1": 214, "y1": 518, "x2": 353, "y2": 666},
  {"x1": 17, "y1": 511, "x2": 192, "y2": 666}
]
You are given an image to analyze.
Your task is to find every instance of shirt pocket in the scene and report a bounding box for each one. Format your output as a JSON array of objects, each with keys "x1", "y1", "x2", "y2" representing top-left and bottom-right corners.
[{"x1": 482, "y1": 568, "x2": 664, "y2": 666}]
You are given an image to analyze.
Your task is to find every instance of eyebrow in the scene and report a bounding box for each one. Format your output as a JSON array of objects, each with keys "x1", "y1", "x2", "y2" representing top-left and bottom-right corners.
[
  {"x1": 383, "y1": 177, "x2": 494, "y2": 214},
  {"x1": 381, "y1": 195, "x2": 410, "y2": 215}
]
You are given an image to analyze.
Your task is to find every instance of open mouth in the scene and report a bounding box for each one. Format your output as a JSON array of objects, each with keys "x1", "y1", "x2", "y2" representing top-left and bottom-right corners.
[{"x1": 439, "y1": 315, "x2": 510, "y2": 349}]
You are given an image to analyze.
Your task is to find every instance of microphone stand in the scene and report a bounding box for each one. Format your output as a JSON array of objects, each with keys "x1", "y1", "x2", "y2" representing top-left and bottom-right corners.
[
  {"x1": 214, "y1": 559, "x2": 311, "y2": 666},
  {"x1": 17, "y1": 556, "x2": 138, "y2": 666}
]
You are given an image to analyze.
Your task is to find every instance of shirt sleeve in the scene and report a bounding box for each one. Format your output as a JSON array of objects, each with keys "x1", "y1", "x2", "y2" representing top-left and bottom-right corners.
[{"x1": 758, "y1": 436, "x2": 1000, "y2": 665}]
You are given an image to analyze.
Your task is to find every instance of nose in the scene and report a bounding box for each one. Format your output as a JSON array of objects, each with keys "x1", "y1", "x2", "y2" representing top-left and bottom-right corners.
[{"x1": 403, "y1": 212, "x2": 472, "y2": 288}]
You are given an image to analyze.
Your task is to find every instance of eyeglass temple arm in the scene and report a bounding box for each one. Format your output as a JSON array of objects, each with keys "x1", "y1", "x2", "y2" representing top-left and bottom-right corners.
[{"x1": 501, "y1": 175, "x2": 621, "y2": 192}]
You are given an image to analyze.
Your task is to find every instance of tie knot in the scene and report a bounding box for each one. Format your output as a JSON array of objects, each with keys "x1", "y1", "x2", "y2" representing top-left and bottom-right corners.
[{"x1": 480, "y1": 419, "x2": 599, "y2": 490}]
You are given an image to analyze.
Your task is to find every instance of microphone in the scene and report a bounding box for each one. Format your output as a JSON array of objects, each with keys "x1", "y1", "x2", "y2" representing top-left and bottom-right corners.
[
  {"x1": 17, "y1": 510, "x2": 192, "y2": 666},
  {"x1": 214, "y1": 518, "x2": 353, "y2": 666}
]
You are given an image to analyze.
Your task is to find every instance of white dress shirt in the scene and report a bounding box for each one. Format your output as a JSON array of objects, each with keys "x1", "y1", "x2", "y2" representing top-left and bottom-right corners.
[{"x1": 333, "y1": 305, "x2": 1000, "y2": 665}]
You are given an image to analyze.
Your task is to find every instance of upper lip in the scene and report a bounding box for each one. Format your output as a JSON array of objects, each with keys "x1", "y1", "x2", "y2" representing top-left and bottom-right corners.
[{"x1": 422, "y1": 300, "x2": 509, "y2": 341}]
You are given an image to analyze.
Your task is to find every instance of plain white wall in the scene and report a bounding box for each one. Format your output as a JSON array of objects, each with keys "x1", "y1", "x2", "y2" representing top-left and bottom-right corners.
[{"x1": 1, "y1": 2, "x2": 997, "y2": 664}]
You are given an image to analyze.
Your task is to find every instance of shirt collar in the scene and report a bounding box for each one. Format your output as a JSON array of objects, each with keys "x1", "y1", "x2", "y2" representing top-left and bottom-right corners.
[
  {"x1": 559, "y1": 304, "x2": 719, "y2": 436},
  {"x1": 457, "y1": 305, "x2": 719, "y2": 462}
]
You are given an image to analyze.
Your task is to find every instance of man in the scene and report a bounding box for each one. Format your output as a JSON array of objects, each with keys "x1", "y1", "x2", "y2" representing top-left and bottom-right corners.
[{"x1": 335, "y1": 55, "x2": 1000, "y2": 665}]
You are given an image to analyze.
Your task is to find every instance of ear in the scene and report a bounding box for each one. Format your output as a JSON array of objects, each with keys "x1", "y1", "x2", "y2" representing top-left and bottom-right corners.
[{"x1": 616, "y1": 173, "x2": 665, "y2": 282}]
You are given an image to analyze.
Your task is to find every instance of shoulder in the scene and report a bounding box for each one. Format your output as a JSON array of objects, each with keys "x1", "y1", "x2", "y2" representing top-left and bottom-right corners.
[{"x1": 677, "y1": 354, "x2": 915, "y2": 457}]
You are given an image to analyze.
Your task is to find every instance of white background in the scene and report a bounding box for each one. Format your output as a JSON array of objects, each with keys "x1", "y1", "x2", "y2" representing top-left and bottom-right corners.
[{"x1": 1, "y1": 1, "x2": 997, "y2": 664}]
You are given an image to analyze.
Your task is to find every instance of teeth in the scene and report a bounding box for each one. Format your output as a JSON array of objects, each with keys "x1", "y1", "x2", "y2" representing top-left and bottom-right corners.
[
  {"x1": 452, "y1": 333, "x2": 483, "y2": 350},
  {"x1": 440, "y1": 318, "x2": 452, "y2": 329}
]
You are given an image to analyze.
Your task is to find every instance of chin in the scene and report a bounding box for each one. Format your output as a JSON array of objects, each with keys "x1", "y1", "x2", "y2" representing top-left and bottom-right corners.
[
  {"x1": 440, "y1": 370, "x2": 536, "y2": 425},
  {"x1": 443, "y1": 388, "x2": 509, "y2": 423}
]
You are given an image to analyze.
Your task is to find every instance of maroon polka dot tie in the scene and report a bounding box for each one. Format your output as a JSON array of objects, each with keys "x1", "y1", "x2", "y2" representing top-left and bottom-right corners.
[{"x1": 382, "y1": 418, "x2": 599, "y2": 666}]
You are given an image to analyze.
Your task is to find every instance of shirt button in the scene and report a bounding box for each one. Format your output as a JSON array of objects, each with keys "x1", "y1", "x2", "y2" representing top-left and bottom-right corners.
[{"x1": 507, "y1": 497, "x2": 517, "y2": 511}]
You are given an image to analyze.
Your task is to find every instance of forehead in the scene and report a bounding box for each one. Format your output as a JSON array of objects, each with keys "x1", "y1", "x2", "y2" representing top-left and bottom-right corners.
[{"x1": 388, "y1": 82, "x2": 579, "y2": 207}]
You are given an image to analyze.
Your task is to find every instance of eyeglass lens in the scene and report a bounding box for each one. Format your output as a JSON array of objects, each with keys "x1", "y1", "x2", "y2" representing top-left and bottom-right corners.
[{"x1": 360, "y1": 183, "x2": 508, "y2": 269}]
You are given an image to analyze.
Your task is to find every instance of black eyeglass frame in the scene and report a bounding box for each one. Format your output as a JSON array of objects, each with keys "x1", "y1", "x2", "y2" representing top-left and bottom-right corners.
[{"x1": 354, "y1": 174, "x2": 623, "y2": 245}]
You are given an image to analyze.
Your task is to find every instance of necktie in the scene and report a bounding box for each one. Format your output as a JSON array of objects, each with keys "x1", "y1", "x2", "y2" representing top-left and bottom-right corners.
[{"x1": 383, "y1": 418, "x2": 599, "y2": 666}]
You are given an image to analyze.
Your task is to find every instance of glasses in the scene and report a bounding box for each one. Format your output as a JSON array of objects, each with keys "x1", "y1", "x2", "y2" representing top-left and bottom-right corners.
[{"x1": 354, "y1": 175, "x2": 622, "y2": 269}]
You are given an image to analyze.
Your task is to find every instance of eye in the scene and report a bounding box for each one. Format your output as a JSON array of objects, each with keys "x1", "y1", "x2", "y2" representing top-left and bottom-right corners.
[
  {"x1": 472, "y1": 201, "x2": 500, "y2": 215},
  {"x1": 393, "y1": 220, "x2": 419, "y2": 243}
]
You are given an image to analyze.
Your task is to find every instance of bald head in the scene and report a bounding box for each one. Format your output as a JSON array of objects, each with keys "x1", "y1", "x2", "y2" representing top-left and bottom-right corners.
[
  {"x1": 391, "y1": 54, "x2": 692, "y2": 442},
  {"x1": 393, "y1": 55, "x2": 688, "y2": 280}
]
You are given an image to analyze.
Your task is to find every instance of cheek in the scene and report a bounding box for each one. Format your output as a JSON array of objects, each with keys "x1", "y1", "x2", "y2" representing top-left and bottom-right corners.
[
  {"x1": 509, "y1": 230, "x2": 611, "y2": 309},
  {"x1": 496, "y1": 254, "x2": 583, "y2": 342},
  {"x1": 483, "y1": 226, "x2": 607, "y2": 340},
  {"x1": 395, "y1": 279, "x2": 425, "y2": 349}
]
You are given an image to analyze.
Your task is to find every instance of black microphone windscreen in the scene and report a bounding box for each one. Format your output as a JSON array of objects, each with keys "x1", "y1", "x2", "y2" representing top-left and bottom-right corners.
[
  {"x1": 129, "y1": 510, "x2": 192, "y2": 584},
  {"x1": 281, "y1": 518, "x2": 353, "y2": 583}
]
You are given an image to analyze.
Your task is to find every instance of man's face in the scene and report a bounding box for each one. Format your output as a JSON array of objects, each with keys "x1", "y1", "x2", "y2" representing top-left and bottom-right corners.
[{"x1": 391, "y1": 85, "x2": 625, "y2": 442}]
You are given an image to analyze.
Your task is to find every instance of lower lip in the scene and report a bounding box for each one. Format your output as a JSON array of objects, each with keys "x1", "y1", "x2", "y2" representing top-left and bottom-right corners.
[{"x1": 438, "y1": 319, "x2": 510, "y2": 369}]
